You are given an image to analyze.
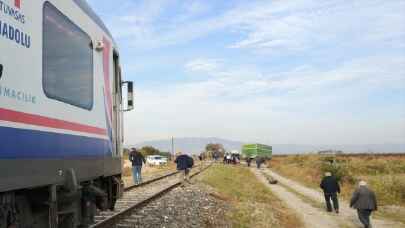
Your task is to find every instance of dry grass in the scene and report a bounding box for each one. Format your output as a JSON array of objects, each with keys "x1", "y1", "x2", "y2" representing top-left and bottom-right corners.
[
  {"x1": 270, "y1": 154, "x2": 405, "y2": 224},
  {"x1": 271, "y1": 154, "x2": 405, "y2": 206},
  {"x1": 200, "y1": 164, "x2": 303, "y2": 228}
]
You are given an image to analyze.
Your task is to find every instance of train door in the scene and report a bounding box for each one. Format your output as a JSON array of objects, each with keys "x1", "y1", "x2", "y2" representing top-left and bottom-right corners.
[{"x1": 112, "y1": 52, "x2": 122, "y2": 157}]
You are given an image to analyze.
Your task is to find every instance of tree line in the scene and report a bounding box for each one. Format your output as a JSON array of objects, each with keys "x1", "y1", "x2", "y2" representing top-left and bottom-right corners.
[
  {"x1": 123, "y1": 146, "x2": 171, "y2": 158},
  {"x1": 124, "y1": 143, "x2": 227, "y2": 160}
]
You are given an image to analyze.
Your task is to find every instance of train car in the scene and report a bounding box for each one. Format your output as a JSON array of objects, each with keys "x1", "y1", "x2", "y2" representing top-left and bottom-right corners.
[
  {"x1": 242, "y1": 144, "x2": 272, "y2": 159},
  {"x1": 0, "y1": 0, "x2": 134, "y2": 227}
]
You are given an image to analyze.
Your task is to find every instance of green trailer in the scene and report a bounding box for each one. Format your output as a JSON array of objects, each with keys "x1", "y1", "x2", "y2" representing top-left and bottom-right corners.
[{"x1": 242, "y1": 144, "x2": 272, "y2": 159}]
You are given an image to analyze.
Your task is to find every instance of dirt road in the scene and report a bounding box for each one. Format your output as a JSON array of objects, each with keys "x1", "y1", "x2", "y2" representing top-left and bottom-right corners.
[{"x1": 252, "y1": 168, "x2": 405, "y2": 228}]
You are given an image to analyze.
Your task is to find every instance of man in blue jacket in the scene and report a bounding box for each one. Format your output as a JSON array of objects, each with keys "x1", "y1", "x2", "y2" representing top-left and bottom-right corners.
[
  {"x1": 129, "y1": 148, "x2": 146, "y2": 185},
  {"x1": 174, "y1": 152, "x2": 194, "y2": 186}
]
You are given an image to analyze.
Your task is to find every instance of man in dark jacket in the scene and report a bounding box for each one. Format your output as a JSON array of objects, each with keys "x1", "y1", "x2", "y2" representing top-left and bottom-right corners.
[
  {"x1": 246, "y1": 157, "x2": 252, "y2": 167},
  {"x1": 320, "y1": 172, "x2": 341, "y2": 213},
  {"x1": 129, "y1": 148, "x2": 146, "y2": 185},
  {"x1": 174, "y1": 152, "x2": 194, "y2": 186},
  {"x1": 350, "y1": 181, "x2": 377, "y2": 228},
  {"x1": 256, "y1": 157, "x2": 265, "y2": 169}
]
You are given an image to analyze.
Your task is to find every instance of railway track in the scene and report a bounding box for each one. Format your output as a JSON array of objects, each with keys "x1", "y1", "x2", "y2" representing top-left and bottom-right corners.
[{"x1": 89, "y1": 163, "x2": 212, "y2": 228}]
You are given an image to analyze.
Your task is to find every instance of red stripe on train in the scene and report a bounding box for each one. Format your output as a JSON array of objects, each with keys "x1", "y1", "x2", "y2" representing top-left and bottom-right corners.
[
  {"x1": 15, "y1": 0, "x2": 20, "y2": 8},
  {"x1": 0, "y1": 108, "x2": 107, "y2": 136}
]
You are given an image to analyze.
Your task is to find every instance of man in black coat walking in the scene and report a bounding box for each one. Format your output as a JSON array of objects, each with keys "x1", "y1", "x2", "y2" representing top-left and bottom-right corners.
[
  {"x1": 129, "y1": 148, "x2": 146, "y2": 185},
  {"x1": 246, "y1": 157, "x2": 252, "y2": 167},
  {"x1": 256, "y1": 156, "x2": 265, "y2": 169},
  {"x1": 350, "y1": 180, "x2": 378, "y2": 228},
  {"x1": 174, "y1": 152, "x2": 194, "y2": 186},
  {"x1": 320, "y1": 172, "x2": 341, "y2": 213}
]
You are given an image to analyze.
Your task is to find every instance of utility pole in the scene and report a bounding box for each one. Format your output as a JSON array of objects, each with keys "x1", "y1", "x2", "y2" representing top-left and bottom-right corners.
[{"x1": 171, "y1": 137, "x2": 174, "y2": 157}]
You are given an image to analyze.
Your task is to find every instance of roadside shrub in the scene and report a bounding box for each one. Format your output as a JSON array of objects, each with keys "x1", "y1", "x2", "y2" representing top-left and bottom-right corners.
[
  {"x1": 367, "y1": 175, "x2": 405, "y2": 206},
  {"x1": 399, "y1": 181, "x2": 405, "y2": 202},
  {"x1": 320, "y1": 160, "x2": 349, "y2": 183},
  {"x1": 363, "y1": 161, "x2": 390, "y2": 175},
  {"x1": 343, "y1": 173, "x2": 357, "y2": 185},
  {"x1": 291, "y1": 155, "x2": 305, "y2": 167},
  {"x1": 320, "y1": 156, "x2": 336, "y2": 164}
]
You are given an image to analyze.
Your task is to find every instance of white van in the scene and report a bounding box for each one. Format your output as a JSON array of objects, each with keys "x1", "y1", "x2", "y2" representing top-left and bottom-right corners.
[{"x1": 146, "y1": 155, "x2": 168, "y2": 166}]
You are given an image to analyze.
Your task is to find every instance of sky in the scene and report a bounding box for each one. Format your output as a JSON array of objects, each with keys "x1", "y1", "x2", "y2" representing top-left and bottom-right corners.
[{"x1": 87, "y1": 0, "x2": 405, "y2": 145}]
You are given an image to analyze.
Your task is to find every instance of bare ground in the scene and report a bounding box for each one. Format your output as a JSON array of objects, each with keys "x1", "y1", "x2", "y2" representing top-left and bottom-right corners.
[{"x1": 252, "y1": 168, "x2": 405, "y2": 228}]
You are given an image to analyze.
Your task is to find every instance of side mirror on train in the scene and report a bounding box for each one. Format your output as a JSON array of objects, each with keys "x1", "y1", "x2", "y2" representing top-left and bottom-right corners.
[{"x1": 122, "y1": 81, "x2": 134, "y2": 111}]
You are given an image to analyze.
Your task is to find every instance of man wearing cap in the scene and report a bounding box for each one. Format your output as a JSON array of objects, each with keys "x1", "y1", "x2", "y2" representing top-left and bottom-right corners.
[
  {"x1": 350, "y1": 180, "x2": 378, "y2": 228},
  {"x1": 320, "y1": 172, "x2": 341, "y2": 213}
]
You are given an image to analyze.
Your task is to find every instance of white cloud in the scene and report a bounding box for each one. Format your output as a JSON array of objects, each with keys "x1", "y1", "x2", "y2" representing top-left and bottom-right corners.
[
  {"x1": 92, "y1": 0, "x2": 405, "y2": 53},
  {"x1": 182, "y1": 55, "x2": 405, "y2": 95},
  {"x1": 124, "y1": 55, "x2": 405, "y2": 144},
  {"x1": 87, "y1": 1, "x2": 405, "y2": 145},
  {"x1": 228, "y1": 0, "x2": 405, "y2": 54},
  {"x1": 183, "y1": 0, "x2": 210, "y2": 16},
  {"x1": 185, "y1": 58, "x2": 222, "y2": 73},
  {"x1": 90, "y1": 0, "x2": 405, "y2": 53}
]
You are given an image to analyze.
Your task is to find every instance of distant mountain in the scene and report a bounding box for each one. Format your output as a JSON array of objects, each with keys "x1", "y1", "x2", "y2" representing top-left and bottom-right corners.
[
  {"x1": 129, "y1": 137, "x2": 244, "y2": 155},
  {"x1": 127, "y1": 137, "x2": 405, "y2": 155}
]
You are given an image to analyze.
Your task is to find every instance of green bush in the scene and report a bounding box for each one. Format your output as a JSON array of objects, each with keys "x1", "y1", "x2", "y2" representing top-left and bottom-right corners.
[{"x1": 320, "y1": 160, "x2": 350, "y2": 183}]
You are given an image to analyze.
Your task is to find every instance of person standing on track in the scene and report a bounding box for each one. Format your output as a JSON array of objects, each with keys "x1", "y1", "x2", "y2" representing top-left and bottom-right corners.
[
  {"x1": 246, "y1": 157, "x2": 252, "y2": 167},
  {"x1": 350, "y1": 180, "x2": 378, "y2": 228},
  {"x1": 320, "y1": 172, "x2": 341, "y2": 213},
  {"x1": 256, "y1": 156, "x2": 265, "y2": 169},
  {"x1": 129, "y1": 148, "x2": 146, "y2": 185},
  {"x1": 198, "y1": 154, "x2": 204, "y2": 170},
  {"x1": 174, "y1": 152, "x2": 194, "y2": 187}
]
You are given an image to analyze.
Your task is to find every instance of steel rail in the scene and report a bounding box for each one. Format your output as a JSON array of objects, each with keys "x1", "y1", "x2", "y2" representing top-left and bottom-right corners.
[
  {"x1": 124, "y1": 170, "x2": 179, "y2": 191},
  {"x1": 90, "y1": 162, "x2": 212, "y2": 228}
]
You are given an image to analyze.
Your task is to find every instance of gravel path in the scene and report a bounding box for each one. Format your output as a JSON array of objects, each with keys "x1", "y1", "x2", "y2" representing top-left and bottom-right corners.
[
  {"x1": 257, "y1": 168, "x2": 405, "y2": 228},
  {"x1": 253, "y1": 168, "x2": 344, "y2": 228}
]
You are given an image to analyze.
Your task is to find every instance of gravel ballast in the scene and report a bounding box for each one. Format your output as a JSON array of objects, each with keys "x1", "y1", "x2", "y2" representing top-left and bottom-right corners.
[{"x1": 123, "y1": 182, "x2": 230, "y2": 228}]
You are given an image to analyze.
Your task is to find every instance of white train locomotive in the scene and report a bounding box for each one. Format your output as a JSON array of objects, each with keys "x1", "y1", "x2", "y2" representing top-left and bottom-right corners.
[{"x1": 0, "y1": 0, "x2": 134, "y2": 227}]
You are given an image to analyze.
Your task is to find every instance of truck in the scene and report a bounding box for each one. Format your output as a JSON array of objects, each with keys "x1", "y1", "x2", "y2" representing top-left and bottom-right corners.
[{"x1": 242, "y1": 144, "x2": 272, "y2": 159}]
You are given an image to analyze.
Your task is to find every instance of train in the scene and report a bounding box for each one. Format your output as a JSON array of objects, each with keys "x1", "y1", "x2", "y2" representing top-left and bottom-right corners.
[{"x1": 0, "y1": 0, "x2": 133, "y2": 227}]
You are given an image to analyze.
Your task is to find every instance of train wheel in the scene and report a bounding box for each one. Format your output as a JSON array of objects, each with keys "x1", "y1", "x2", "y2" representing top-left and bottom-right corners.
[
  {"x1": 81, "y1": 199, "x2": 96, "y2": 227},
  {"x1": 14, "y1": 195, "x2": 34, "y2": 228}
]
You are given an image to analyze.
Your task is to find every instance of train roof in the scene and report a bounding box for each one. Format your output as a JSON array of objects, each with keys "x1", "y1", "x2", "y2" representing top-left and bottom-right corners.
[{"x1": 73, "y1": 0, "x2": 115, "y2": 43}]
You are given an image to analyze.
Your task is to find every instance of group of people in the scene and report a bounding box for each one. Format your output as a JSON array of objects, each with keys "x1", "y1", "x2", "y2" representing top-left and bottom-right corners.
[
  {"x1": 222, "y1": 154, "x2": 267, "y2": 168},
  {"x1": 128, "y1": 148, "x2": 194, "y2": 187},
  {"x1": 245, "y1": 156, "x2": 266, "y2": 168},
  {"x1": 223, "y1": 153, "x2": 240, "y2": 164},
  {"x1": 320, "y1": 172, "x2": 378, "y2": 228}
]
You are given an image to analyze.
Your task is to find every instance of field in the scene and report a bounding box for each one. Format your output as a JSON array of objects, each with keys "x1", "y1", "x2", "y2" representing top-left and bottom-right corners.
[
  {"x1": 270, "y1": 154, "x2": 405, "y2": 222},
  {"x1": 199, "y1": 164, "x2": 302, "y2": 228}
]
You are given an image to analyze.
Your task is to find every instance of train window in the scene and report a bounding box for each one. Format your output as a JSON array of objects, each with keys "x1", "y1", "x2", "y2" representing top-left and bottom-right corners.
[{"x1": 43, "y1": 2, "x2": 93, "y2": 110}]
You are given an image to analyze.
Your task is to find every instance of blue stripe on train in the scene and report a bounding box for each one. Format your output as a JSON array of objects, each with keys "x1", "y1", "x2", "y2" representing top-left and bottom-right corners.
[{"x1": 0, "y1": 126, "x2": 111, "y2": 159}]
